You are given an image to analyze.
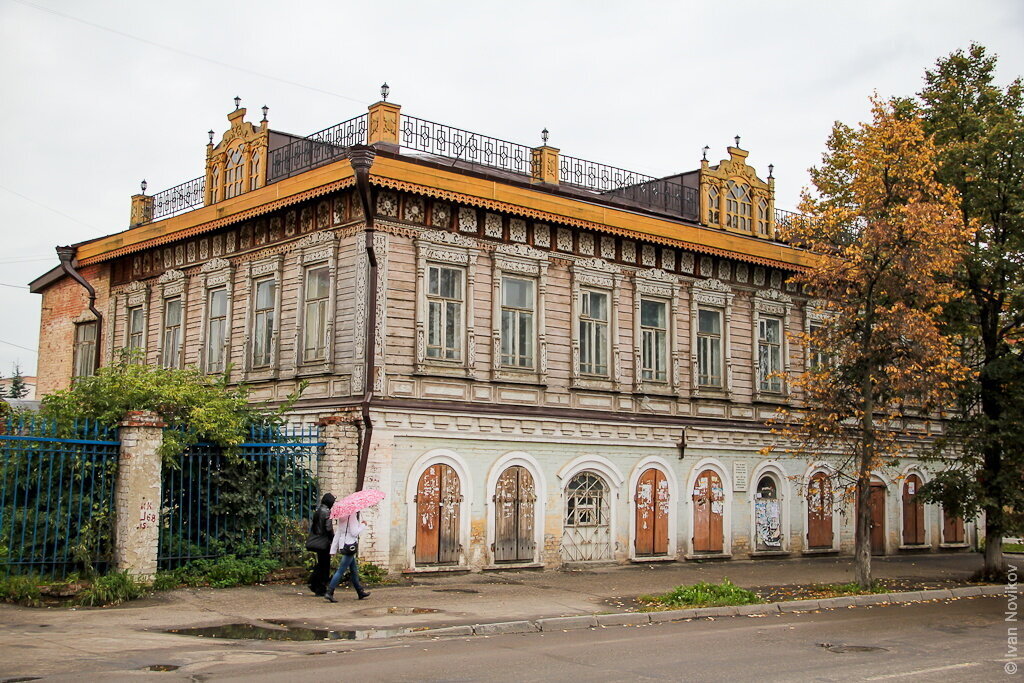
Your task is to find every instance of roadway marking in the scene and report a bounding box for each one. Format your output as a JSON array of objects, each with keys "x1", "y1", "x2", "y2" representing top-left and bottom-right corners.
[{"x1": 865, "y1": 661, "x2": 982, "y2": 680}]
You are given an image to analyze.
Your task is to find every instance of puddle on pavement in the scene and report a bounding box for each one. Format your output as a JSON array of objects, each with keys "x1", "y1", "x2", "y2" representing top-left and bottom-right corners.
[
  {"x1": 142, "y1": 665, "x2": 180, "y2": 672},
  {"x1": 1, "y1": 678, "x2": 41, "y2": 683},
  {"x1": 167, "y1": 623, "x2": 359, "y2": 641},
  {"x1": 433, "y1": 588, "x2": 479, "y2": 594},
  {"x1": 355, "y1": 606, "x2": 441, "y2": 617},
  {"x1": 824, "y1": 645, "x2": 888, "y2": 654}
]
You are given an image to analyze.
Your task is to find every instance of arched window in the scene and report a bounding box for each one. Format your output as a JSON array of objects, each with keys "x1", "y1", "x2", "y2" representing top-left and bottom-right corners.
[
  {"x1": 807, "y1": 472, "x2": 833, "y2": 549},
  {"x1": 563, "y1": 472, "x2": 612, "y2": 561},
  {"x1": 725, "y1": 181, "x2": 752, "y2": 231},
  {"x1": 754, "y1": 475, "x2": 781, "y2": 551},
  {"x1": 210, "y1": 166, "x2": 221, "y2": 203},
  {"x1": 415, "y1": 463, "x2": 462, "y2": 565},
  {"x1": 757, "y1": 198, "x2": 770, "y2": 235},
  {"x1": 707, "y1": 185, "x2": 721, "y2": 225},
  {"x1": 902, "y1": 474, "x2": 925, "y2": 546},
  {"x1": 634, "y1": 468, "x2": 670, "y2": 557},
  {"x1": 692, "y1": 468, "x2": 724, "y2": 553},
  {"x1": 494, "y1": 465, "x2": 536, "y2": 563},
  {"x1": 249, "y1": 150, "x2": 261, "y2": 191},
  {"x1": 225, "y1": 145, "x2": 245, "y2": 199}
]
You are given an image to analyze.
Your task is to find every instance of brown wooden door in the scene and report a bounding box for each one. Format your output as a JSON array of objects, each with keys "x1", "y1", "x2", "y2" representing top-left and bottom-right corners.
[
  {"x1": 415, "y1": 464, "x2": 462, "y2": 565},
  {"x1": 493, "y1": 466, "x2": 536, "y2": 563},
  {"x1": 902, "y1": 475, "x2": 925, "y2": 545},
  {"x1": 635, "y1": 468, "x2": 670, "y2": 556},
  {"x1": 807, "y1": 472, "x2": 834, "y2": 549},
  {"x1": 869, "y1": 483, "x2": 886, "y2": 555},
  {"x1": 943, "y1": 509, "x2": 965, "y2": 544},
  {"x1": 692, "y1": 469, "x2": 724, "y2": 553}
]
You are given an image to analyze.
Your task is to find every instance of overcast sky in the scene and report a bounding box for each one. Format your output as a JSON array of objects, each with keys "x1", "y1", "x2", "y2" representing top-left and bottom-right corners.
[{"x1": 1, "y1": 0, "x2": 1022, "y2": 379}]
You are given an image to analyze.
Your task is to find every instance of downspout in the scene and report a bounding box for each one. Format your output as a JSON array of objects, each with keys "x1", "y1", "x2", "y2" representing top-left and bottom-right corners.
[
  {"x1": 56, "y1": 246, "x2": 102, "y2": 373},
  {"x1": 348, "y1": 145, "x2": 378, "y2": 490}
]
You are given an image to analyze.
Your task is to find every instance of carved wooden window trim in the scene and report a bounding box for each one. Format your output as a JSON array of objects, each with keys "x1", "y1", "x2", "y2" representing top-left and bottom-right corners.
[
  {"x1": 690, "y1": 278, "x2": 733, "y2": 399},
  {"x1": 243, "y1": 255, "x2": 283, "y2": 380},
  {"x1": 725, "y1": 181, "x2": 753, "y2": 231},
  {"x1": 155, "y1": 269, "x2": 187, "y2": 370},
  {"x1": 114, "y1": 282, "x2": 149, "y2": 361},
  {"x1": 490, "y1": 244, "x2": 548, "y2": 385},
  {"x1": 295, "y1": 232, "x2": 339, "y2": 375},
  {"x1": 752, "y1": 288, "x2": 793, "y2": 402},
  {"x1": 414, "y1": 230, "x2": 478, "y2": 379},
  {"x1": 571, "y1": 258, "x2": 622, "y2": 392},
  {"x1": 72, "y1": 321, "x2": 98, "y2": 378},
  {"x1": 197, "y1": 259, "x2": 233, "y2": 375},
  {"x1": 633, "y1": 269, "x2": 681, "y2": 396}
]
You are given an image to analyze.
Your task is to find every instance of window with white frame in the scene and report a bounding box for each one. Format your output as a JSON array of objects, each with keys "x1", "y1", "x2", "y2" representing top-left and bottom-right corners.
[
  {"x1": 579, "y1": 289, "x2": 609, "y2": 376},
  {"x1": 251, "y1": 278, "x2": 276, "y2": 368},
  {"x1": 205, "y1": 288, "x2": 228, "y2": 373},
  {"x1": 756, "y1": 198, "x2": 770, "y2": 236},
  {"x1": 500, "y1": 275, "x2": 535, "y2": 368},
  {"x1": 707, "y1": 185, "x2": 721, "y2": 225},
  {"x1": 725, "y1": 181, "x2": 753, "y2": 231},
  {"x1": 249, "y1": 150, "x2": 261, "y2": 191},
  {"x1": 697, "y1": 308, "x2": 722, "y2": 387},
  {"x1": 73, "y1": 322, "x2": 97, "y2": 377},
  {"x1": 161, "y1": 298, "x2": 182, "y2": 369},
  {"x1": 808, "y1": 321, "x2": 826, "y2": 370},
  {"x1": 225, "y1": 145, "x2": 245, "y2": 199},
  {"x1": 758, "y1": 316, "x2": 783, "y2": 392},
  {"x1": 426, "y1": 264, "x2": 464, "y2": 361},
  {"x1": 302, "y1": 265, "x2": 330, "y2": 362},
  {"x1": 126, "y1": 305, "x2": 145, "y2": 353},
  {"x1": 640, "y1": 298, "x2": 668, "y2": 382}
]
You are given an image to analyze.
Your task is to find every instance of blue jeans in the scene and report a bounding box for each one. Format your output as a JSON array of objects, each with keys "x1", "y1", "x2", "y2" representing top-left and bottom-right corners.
[{"x1": 327, "y1": 553, "x2": 365, "y2": 595}]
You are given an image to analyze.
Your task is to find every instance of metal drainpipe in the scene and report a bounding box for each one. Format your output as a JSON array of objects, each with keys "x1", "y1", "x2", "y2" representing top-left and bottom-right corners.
[
  {"x1": 56, "y1": 246, "x2": 102, "y2": 373},
  {"x1": 348, "y1": 146, "x2": 378, "y2": 491}
]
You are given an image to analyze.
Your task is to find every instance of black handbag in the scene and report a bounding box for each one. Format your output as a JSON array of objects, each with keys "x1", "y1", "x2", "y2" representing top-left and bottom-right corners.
[
  {"x1": 305, "y1": 535, "x2": 330, "y2": 552},
  {"x1": 340, "y1": 542, "x2": 358, "y2": 556}
]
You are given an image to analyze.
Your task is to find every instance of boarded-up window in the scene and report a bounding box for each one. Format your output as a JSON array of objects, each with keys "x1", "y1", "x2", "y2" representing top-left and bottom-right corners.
[
  {"x1": 943, "y1": 509, "x2": 965, "y2": 545},
  {"x1": 493, "y1": 466, "x2": 536, "y2": 563},
  {"x1": 635, "y1": 468, "x2": 669, "y2": 556},
  {"x1": 807, "y1": 472, "x2": 833, "y2": 549},
  {"x1": 902, "y1": 475, "x2": 926, "y2": 546},
  {"x1": 692, "y1": 469, "x2": 724, "y2": 553},
  {"x1": 415, "y1": 464, "x2": 462, "y2": 565}
]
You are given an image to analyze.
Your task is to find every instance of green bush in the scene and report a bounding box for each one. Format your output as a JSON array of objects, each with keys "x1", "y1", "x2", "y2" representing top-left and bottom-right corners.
[
  {"x1": 0, "y1": 574, "x2": 43, "y2": 607},
  {"x1": 358, "y1": 561, "x2": 390, "y2": 586},
  {"x1": 639, "y1": 579, "x2": 761, "y2": 609},
  {"x1": 76, "y1": 571, "x2": 147, "y2": 607},
  {"x1": 154, "y1": 554, "x2": 281, "y2": 590}
]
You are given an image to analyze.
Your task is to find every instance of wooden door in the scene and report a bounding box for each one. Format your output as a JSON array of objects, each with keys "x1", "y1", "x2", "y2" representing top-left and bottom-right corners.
[
  {"x1": 635, "y1": 468, "x2": 670, "y2": 556},
  {"x1": 902, "y1": 475, "x2": 925, "y2": 545},
  {"x1": 493, "y1": 466, "x2": 536, "y2": 563},
  {"x1": 943, "y1": 509, "x2": 965, "y2": 544},
  {"x1": 692, "y1": 469, "x2": 724, "y2": 553},
  {"x1": 415, "y1": 464, "x2": 461, "y2": 565},
  {"x1": 807, "y1": 472, "x2": 834, "y2": 549},
  {"x1": 869, "y1": 483, "x2": 886, "y2": 555}
]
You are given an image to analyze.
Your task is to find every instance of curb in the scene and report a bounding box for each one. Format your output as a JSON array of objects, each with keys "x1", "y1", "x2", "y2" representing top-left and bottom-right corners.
[{"x1": 399, "y1": 584, "x2": 1003, "y2": 640}]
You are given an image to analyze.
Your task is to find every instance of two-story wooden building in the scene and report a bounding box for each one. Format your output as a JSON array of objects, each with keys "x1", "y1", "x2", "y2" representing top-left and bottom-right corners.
[{"x1": 30, "y1": 95, "x2": 975, "y2": 571}]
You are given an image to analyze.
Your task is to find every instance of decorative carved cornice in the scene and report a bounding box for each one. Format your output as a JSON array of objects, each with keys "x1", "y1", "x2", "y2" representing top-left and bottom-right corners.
[
  {"x1": 635, "y1": 267, "x2": 676, "y2": 283},
  {"x1": 495, "y1": 243, "x2": 548, "y2": 260},
  {"x1": 417, "y1": 229, "x2": 477, "y2": 248},
  {"x1": 693, "y1": 277, "x2": 731, "y2": 293},
  {"x1": 157, "y1": 269, "x2": 185, "y2": 283},
  {"x1": 200, "y1": 257, "x2": 231, "y2": 272},
  {"x1": 296, "y1": 231, "x2": 336, "y2": 249},
  {"x1": 573, "y1": 256, "x2": 620, "y2": 274}
]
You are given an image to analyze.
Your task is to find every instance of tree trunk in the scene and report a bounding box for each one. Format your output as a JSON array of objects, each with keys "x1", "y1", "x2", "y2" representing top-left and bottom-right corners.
[
  {"x1": 983, "y1": 504, "x2": 1005, "y2": 581},
  {"x1": 854, "y1": 470, "x2": 873, "y2": 589}
]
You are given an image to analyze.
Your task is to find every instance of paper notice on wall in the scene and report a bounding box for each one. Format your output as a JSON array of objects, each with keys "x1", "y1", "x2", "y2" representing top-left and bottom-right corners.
[{"x1": 733, "y1": 462, "x2": 748, "y2": 492}]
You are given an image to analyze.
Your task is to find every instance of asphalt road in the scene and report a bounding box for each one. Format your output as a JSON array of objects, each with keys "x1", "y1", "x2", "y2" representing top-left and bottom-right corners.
[{"x1": 192, "y1": 598, "x2": 1007, "y2": 682}]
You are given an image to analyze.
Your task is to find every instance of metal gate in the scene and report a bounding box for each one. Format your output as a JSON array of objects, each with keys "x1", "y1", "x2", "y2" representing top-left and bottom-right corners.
[
  {"x1": 692, "y1": 469, "x2": 724, "y2": 553},
  {"x1": 415, "y1": 464, "x2": 462, "y2": 565},
  {"x1": 493, "y1": 466, "x2": 536, "y2": 563},
  {"x1": 754, "y1": 476, "x2": 782, "y2": 551},
  {"x1": 634, "y1": 468, "x2": 669, "y2": 556},
  {"x1": 807, "y1": 472, "x2": 834, "y2": 549},
  {"x1": 562, "y1": 472, "x2": 612, "y2": 562},
  {"x1": 902, "y1": 475, "x2": 925, "y2": 545}
]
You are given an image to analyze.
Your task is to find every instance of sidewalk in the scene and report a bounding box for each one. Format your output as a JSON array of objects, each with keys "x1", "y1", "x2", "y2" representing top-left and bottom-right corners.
[{"x1": 0, "y1": 553, "x2": 998, "y2": 680}]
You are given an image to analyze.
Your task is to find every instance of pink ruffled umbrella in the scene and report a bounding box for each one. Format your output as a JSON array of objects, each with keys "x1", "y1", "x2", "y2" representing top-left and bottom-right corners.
[{"x1": 329, "y1": 489, "x2": 386, "y2": 520}]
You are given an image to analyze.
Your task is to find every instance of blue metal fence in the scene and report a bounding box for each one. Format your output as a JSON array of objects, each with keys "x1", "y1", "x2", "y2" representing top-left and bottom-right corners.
[
  {"x1": 158, "y1": 424, "x2": 324, "y2": 569},
  {"x1": 0, "y1": 416, "x2": 120, "y2": 577}
]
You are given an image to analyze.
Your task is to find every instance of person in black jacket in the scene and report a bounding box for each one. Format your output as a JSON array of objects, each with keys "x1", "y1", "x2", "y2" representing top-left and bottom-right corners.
[{"x1": 305, "y1": 492, "x2": 336, "y2": 596}]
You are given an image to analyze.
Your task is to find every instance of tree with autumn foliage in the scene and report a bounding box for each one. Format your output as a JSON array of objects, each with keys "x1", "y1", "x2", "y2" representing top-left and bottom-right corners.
[
  {"x1": 908, "y1": 44, "x2": 1024, "y2": 580},
  {"x1": 768, "y1": 97, "x2": 973, "y2": 589}
]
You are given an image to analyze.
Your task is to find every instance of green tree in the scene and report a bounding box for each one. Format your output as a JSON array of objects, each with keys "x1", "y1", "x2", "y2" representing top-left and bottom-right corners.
[
  {"x1": 7, "y1": 364, "x2": 29, "y2": 399},
  {"x1": 767, "y1": 97, "x2": 973, "y2": 589},
  {"x1": 913, "y1": 44, "x2": 1024, "y2": 579}
]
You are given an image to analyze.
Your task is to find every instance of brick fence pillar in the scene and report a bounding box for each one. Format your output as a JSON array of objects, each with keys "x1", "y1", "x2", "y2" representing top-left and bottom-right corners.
[
  {"x1": 318, "y1": 414, "x2": 360, "y2": 501},
  {"x1": 114, "y1": 410, "x2": 165, "y2": 578}
]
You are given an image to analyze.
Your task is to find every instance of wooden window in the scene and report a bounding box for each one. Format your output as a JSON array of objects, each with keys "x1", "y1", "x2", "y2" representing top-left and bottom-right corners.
[
  {"x1": 252, "y1": 278, "x2": 276, "y2": 368},
  {"x1": 224, "y1": 146, "x2": 245, "y2": 199},
  {"x1": 302, "y1": 265, "x2": 330, "y2": 362},
  {"x1": 579, "y1": 289, "x2": 609, "y2": 376},
  {"x1": 757, "y1": 197, "x2": 770, "y2": 235},
  {"x1": 493, "y1": 466, "x2": 536, "y2": 563},
  {"x1": 72, "y1": 322, "x2": 97, "y2": 377},
  {"x1": 161, "y1": 298, "x2": 182, "y2": 369},
  {"x1": 692, "y1": 469, "x2": 724, "y2": 553},
  {"x1": 249, "y1": 150, "x2": 261, "y2": 191},
  {"x1": 210, "y1": 166, "x2": 221, "y2": 203},
  {"x1": 640, "y1": 298, "x2": 668, "y2": 382},
  {"x1": 697, "y1": 308, "x2": 722, "y2": 387},
  {"x1": 500, "y1": 276, "x2": 535, "y2": 369},
  {"x1": 426, "y1": 265, "x2": 464, "y2": 361},
  {"x1": 126, "y1": 305, "x2": 145, "y2": 353},
  {"x1": 415, "y1": 464, "x2": 462, "y2": 565},
  {"x1": 725, "y1": 181, "x2": 753, "y2": 231},
  {"x1": 205, "y1": 288, "x2": 228, "y2": 373},
  {"x1": 758, "y1": 316, "x2": 783, "y2": 392},
  {"x1": 707, "y1": 185, "x2": 721, "y2": 225},
  {"x1": 808, "y1": 321, "x2": 826, "y2": 370},
  {"x1": 902, "y1": 475, "x2": 926, "y2": 546},
  {"x1": 943, "y1": 509, "x2": 965, "y2": 544},
  {"x1": 635, "y1": 468, "x2": 669, "y2": 556}
]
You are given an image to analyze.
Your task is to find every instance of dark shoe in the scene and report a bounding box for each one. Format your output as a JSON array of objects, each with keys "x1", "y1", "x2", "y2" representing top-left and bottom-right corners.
[
  {"x1": 324, "y1": 591, "x2": 337, "y2": 603},
  {"x1": 357, "y1": 591, "x2": 371, "y2": 600},
  {"x1": 312, "y1": 592, "x2": 325, "y2": 597}
]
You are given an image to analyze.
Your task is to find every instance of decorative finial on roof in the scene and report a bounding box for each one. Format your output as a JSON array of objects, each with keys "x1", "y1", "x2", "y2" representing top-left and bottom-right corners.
[
  {"x1": 734, "y1": 135, "x2": 741, "y2": 148},
  {"x1": 702, "y1": 145, "x2": 709, "y2": 161},
  {"x1": 208, "y1": 130, "x2": 215, "y2": 145},
  {"x1": 140, "y1": 179, "x2": 147, "y2": 194},
  {"x1": 234, "y1": 96, "x2": 241, "y2": 110},
  {"x1": 542, "y1": 128, "x2": 549, "y2": 145},
  {"x1": 768, "y1": 163, "x2": 774, "y2": 179},
  {"x1": 381, "y1": 82, "x2": 390, "y2": 102},
  {"x1": 261, "y1": 105, "x2": 269, "y2": 122}
]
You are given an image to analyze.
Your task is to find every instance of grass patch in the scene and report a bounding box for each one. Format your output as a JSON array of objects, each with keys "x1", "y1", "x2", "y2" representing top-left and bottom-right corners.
[
  {"x1": 1004, "y1": 543, "x2": 1024, "y2": 553},
  {"x1": 153, "y1": 554, "x2": 281, "y2": 590},
  {"x1": 76, "y1": 571, "x2": 148, "y2": 607},
  {"x1": 802, "y1": 580, "x2": 888, "y2": 598},
  {"x1": 358, "y1": 561, "x2": 391, "y2": 586},
  {"x1": 638, "y1": 579, "x2": 761, "y2": 610},
  {"x1": 0, "y1": 574, "x2": 44, "y2": 607}
]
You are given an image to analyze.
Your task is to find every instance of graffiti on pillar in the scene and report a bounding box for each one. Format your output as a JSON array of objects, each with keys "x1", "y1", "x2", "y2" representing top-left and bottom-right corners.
[{"x1": 136, "y1": 500, "x2": 157, "y2": 530}]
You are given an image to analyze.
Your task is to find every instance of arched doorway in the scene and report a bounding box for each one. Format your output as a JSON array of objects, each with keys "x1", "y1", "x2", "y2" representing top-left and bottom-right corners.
[
  {"x1": 692, "y1": 469, "x2": 724, "y2": 553},
  {"x1": 807, "y1": 472, "x2": 834, "y2": 550},
  {"x1": 415, "y1": 463, "x2": 462, "y2": 565},
  {"x1": 562, "y1": 472, "x2": 612, "y2": 562},
  {"x1": 493, "y1": 465, "x2": 537, "y2": 563},
  {"x1": 869, "y1": 482, "x2": 887, "y2": 555},
  {"x1": 902, "y1": 474, "x2": 926, "y2": 546},
  {"x1": 754, "y1": 475, "x2": 782, "y2": 551},
  {"x1": 634, "y1": 468, "x2": 670, "y2": 557}
]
